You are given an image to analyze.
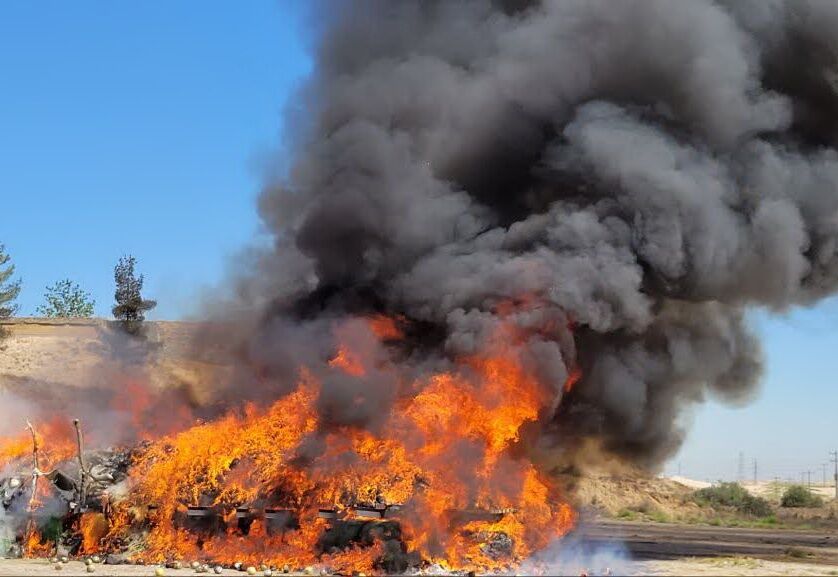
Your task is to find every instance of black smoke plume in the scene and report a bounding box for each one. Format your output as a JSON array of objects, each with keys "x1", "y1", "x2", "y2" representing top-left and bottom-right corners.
[{"x1": 221, "y1": 0, "x2": 838, "y2": 469}]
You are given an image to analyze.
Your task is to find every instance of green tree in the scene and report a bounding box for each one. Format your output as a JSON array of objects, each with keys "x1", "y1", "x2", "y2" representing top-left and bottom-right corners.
[
  {"x1": 112, "y1": 255, "x2": 156, "y2": 332},
  {"x1": 0, "y1": 244, "x2": 21, "y2": 322},
  {"x1": 36, "y1": 279, "x2": 95, "y2": 318}
]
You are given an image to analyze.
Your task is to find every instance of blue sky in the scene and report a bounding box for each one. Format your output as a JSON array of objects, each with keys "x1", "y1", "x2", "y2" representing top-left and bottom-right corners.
[
  {"x1": 0, "y1": 1, "x2": 834, "y2": 481},
  {"x1": 0, "y1": 0, "x2": 311, "y2": 319},
  {"x1": 669, "y1": 303, "x2": 838, "y2": 482}
]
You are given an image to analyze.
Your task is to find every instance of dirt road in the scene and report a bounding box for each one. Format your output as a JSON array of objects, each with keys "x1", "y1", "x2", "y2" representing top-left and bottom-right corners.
[{"x1": 579, "y1": 519, "x2": 838, "y2": 565}]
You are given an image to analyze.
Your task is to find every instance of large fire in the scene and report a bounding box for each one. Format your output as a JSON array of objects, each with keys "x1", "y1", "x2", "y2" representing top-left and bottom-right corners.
[{"x1": 0, "y1": 310, "x2": 577, "y2": 573}]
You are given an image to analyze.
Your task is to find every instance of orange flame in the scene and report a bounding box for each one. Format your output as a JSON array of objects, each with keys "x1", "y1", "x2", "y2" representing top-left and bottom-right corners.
[
  {"x1": 0, "y1": 418, "x2": 77, "y2": 471},
  {"x1": 1, "y1": 308, "x2": 578, "y2": 572},
  {"x1": 368, "y1": 314, "x2": 404, "y2": 341},
  {"x1": 329, "y1": 346, "x2": 366, "y2": 377},
  {"x1": 79, "y1": 512, "x2": 108, "y2": 554},
  {"x1": 564, "y1": 366, "x2": 582, "y2": 393},
  {"x1": 22, "y1": 522, "x2": 53, "y2": 558}
]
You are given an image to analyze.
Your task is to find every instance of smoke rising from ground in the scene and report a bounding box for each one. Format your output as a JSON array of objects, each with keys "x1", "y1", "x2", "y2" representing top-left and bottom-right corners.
[{"x1": 222, "y1": 0, "x2": 838, "y2": 469}]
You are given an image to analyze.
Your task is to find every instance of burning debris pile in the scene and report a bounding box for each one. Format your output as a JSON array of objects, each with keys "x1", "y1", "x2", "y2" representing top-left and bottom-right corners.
[
  {"x1": 0, "y1": 318, "x2": 576, "y2": 573},
  {"x1": 0, "y1": 419, "x2": 134, "y2": 559},
  {"x1": 6, "y1": 0, "x2": 838, "y2": 573},
  {"x1": 4, "y1": 317, "x2": 574, "y2": 572}
]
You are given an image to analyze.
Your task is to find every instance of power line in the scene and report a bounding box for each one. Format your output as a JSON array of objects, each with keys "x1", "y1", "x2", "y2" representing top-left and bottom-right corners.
[{"x1": 830, "y1": 450, "x2": 837, "y2": 500}]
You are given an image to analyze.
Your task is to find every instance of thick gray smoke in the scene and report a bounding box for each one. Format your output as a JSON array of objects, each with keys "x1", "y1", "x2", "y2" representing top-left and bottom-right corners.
[{"x1": 226, "y1": 0, "x2": 838, "y2": 469}]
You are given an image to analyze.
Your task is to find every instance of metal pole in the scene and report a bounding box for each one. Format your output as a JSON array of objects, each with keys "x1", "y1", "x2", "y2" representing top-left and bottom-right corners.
[
  {"x1": 23, "y1": 421, "x2": 46, "y2": 557},
  {"x1": 831, "y1": 451, "x2": 838, "y2": 500},
  {"x1": 25, "y1": 421, "x2": 40, "y2": 511},
  {"x1": 73, "y1": 419, "x2": 87, "y2": 510}
]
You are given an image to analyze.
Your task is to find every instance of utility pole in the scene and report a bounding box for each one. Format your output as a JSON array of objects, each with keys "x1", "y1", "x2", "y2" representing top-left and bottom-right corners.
[
  {"x1": 753, "y1": 458, "x2": 758, "y2": 485},
  {"x1": 823, "y1": 463, "x2": 828, "y2": 487},
  {"x1": 807, "y1": 470, "x2": 812, "y2": 489},
  {"x1": 831, "y1": 450, "x2": 838, "y2": 500}
]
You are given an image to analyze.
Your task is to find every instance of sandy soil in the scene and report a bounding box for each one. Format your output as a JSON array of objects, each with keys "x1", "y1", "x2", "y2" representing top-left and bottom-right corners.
[
  {"x1": 638, "y1": 557, "x2": 838, "y2": 576},
  {"x1": 0, "y1": 556, "x2": 835, "y2": 576},
  {"x1": 0, "y1": 318, "x2": 228, "y2": 411},
  {"x1": 743, "y1": 480, "x2": 837, "y2": 501},
  {"x1": 0, "y1": 560, "x2": 322, "y2": 577},
  {"x1": 665, "y1": 475, "x2": 711, "y2": 490},
  {"x1": 562, "y1": 471, "x2": 701, "y2": 519}
]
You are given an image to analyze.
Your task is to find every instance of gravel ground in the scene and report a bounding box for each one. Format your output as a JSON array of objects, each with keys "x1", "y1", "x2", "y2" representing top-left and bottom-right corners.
[
  {"x1": 0, "y1": 560, "x2": 325, "y2": 577},
  {"x1": 638, "y1": 557, "x2": 838, "y2": 576},
  {"x1": 2, "y1": 558, "x2": 838, "y2": 576}
]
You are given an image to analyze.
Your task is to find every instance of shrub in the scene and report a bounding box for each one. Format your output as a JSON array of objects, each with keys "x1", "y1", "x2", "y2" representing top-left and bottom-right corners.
[
  {"x1": 781, "y1": 485, "x2": 824, "y2": 508},
  {"x1": 616, "y1": 508, "x2": 637, "y2": 520},
  {"x1": 692, "y1": 482, "x2": 773, "y2": 517},
  {"x1": 648, "y1": 510, "x2": 671, "y2": 523},
  {"x1": 756, "y1": 514, "x2": 778, "y2": 526}
]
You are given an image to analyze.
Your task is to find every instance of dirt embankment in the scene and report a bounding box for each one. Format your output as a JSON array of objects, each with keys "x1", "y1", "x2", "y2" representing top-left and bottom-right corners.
[
  {"x1": 0, "y1": 318, "x2": 222, "y2": 404},
  {"x1": 567, "y1": 471, "x2": 697, "y2": 518}
]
